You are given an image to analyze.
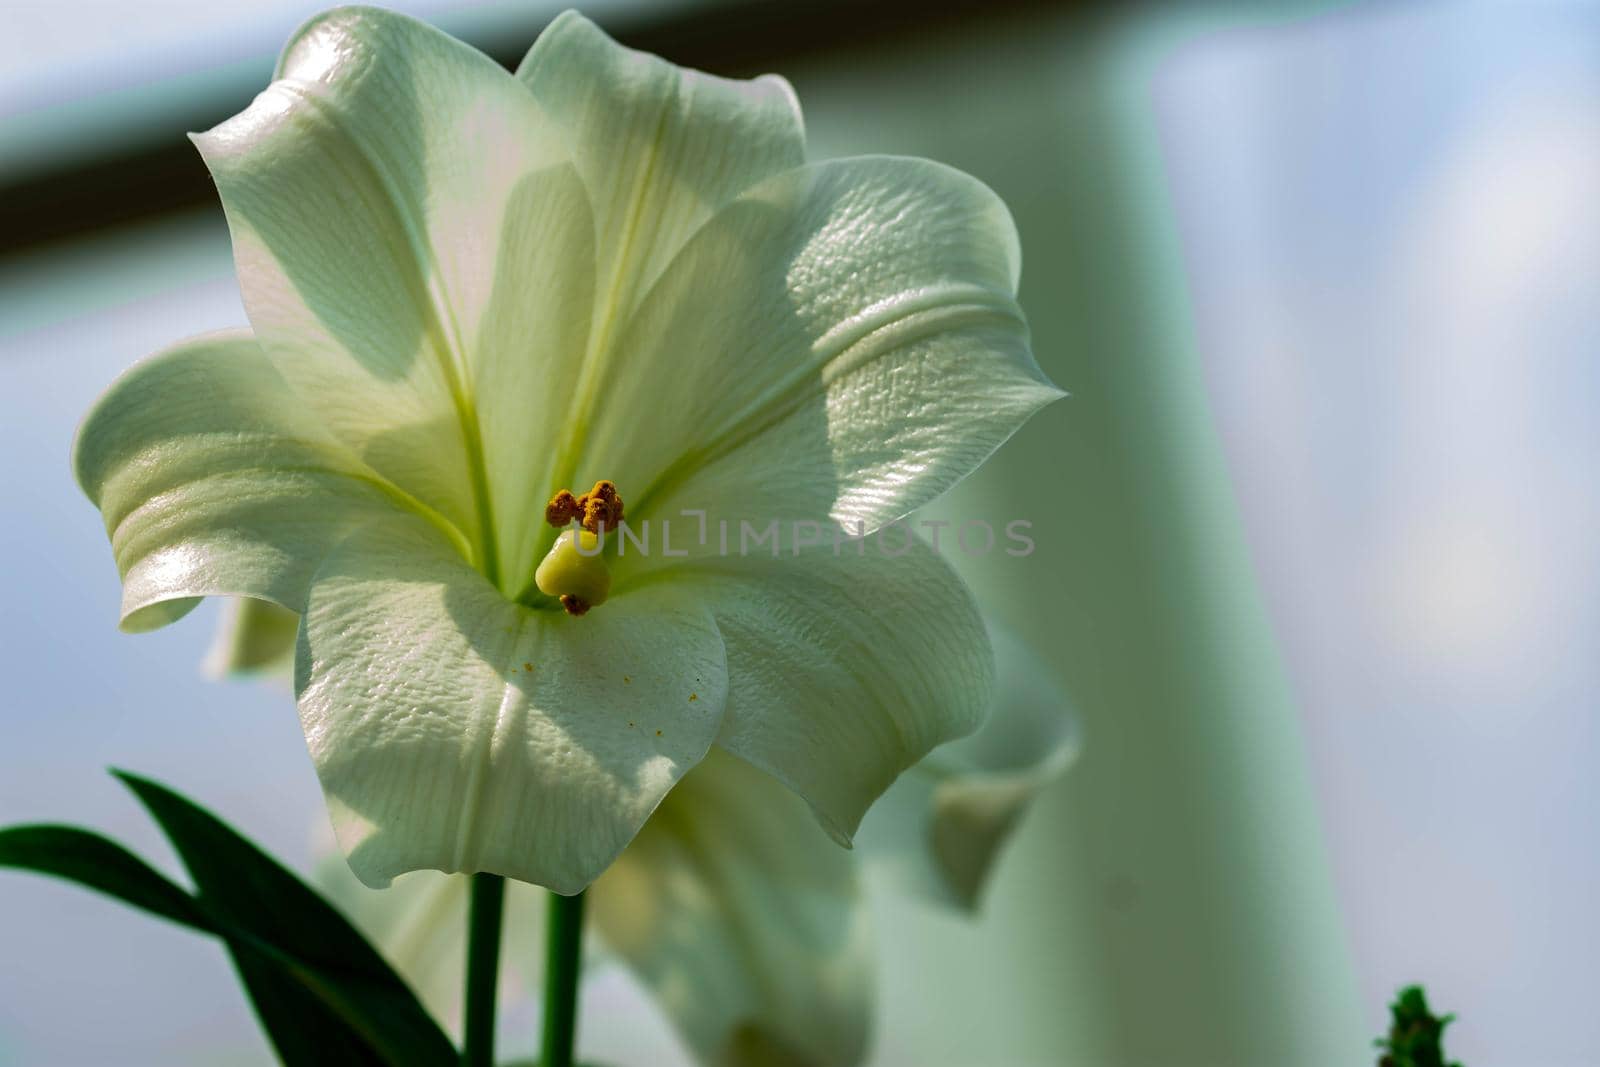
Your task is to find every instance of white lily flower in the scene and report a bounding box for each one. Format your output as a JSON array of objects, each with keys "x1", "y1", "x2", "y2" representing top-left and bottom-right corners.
[
  {"x1": 318, "y1": 750, "x2": 866, "y2": 1066},
  {"x1": 74, "y1": 7, "x2": 1061, "y2": 894},
  {"x1": 311, "y1": 631, "x2": 1074, "y2": 1067}
]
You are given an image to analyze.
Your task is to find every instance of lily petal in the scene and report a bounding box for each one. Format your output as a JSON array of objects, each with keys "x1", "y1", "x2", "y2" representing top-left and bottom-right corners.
[
  {"x1": 72, "y1": 330, "x2": 432, "y2": 632},
  {"x1": 515, "y1": 10, "x2": 804, "y2": 327},
  {"x1": 859, "y1": 626, "x2": 1080, "y2": 910},
  {"x1": 579, "y1": 156, "x2": 1061, "y2": 544},
  {"x1": 591, "y1": 749, "x2": 871, "y2": 1067},
  {"x1": 685, "y1": 537, "x2": 992, "y2": 846},
  {"x1": 513, "y1": 11, "x2": 807, "y2": 518},
  {"x1": 193, "y1": 6, "x2": 567, "y2": 560},
  {"x1": 203, "y1": 597, "x2": 300, "y2": 678},
  {"x1": 296, "y1": 519, "x2": 729, "y2": 893},
  {"x1": 470, "y1": 162, "x2": 596, "y2": 593}
]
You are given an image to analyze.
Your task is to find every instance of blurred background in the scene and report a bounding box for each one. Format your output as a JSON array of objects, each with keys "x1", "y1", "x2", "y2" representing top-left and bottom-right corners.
[{"x1": 2, "y1": 0, "x2": 1596, "y2": 1063}]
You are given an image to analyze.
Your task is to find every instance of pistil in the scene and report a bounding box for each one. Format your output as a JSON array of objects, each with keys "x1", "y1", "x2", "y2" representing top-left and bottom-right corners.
[{"x1": 536, "y1": 481, "x2": 624, "y2": 616}]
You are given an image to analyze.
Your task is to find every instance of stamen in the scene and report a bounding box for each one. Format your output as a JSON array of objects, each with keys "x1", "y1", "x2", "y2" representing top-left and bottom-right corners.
[
  {"x1": 545, "y1": 481, "x2": 624, "y2": 534},
  {"x1": 539, "y1": 481, "x2": 624, "y2": 617},
  {"x1": 544, "y1": 489, "x2": 580, "y2": 528}
]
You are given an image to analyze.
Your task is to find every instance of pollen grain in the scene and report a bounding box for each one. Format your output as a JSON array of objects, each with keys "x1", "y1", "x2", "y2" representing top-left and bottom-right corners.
[{"x1": 544, "y1": 480, "x2": 624, "y2": 534}]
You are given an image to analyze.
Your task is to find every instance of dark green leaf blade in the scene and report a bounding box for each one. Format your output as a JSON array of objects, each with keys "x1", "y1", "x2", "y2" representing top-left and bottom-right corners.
[
  {"x1": 228, "y1": 938, "x2": 389, "y2": 1067},
  {"x1": 0, "y1": 822, "x2": 412, "y2": 1062},
  {"x1": 113, "y1": 770, "x2": 457, "y2": 1067},
  {"x1": 1376, "y1": 984, "x2": 1463, "y2": 1067},
  {"x1": 0, "y1": 824, "x2": 212, "y2": 932}
]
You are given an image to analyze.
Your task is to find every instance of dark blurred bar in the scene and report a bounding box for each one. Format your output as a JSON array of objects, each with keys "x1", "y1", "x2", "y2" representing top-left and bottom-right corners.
[{"x1": 1, "y1": 0, "x2": 1084, "y2": 256}]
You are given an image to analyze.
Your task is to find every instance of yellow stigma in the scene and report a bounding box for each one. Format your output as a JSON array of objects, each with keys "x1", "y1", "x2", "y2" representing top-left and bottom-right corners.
[
  {"x1": 535, "y1": 528, "x2": 611, "y2": 615},
  {"x1": 538, "y1": 482, "x2": 623, "y2": 616}
]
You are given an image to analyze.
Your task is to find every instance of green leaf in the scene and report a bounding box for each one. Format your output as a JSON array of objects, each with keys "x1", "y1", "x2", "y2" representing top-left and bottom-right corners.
[
  {"x1": 0, "y1": 829, "x2": 371, "y2": 1064},
  {"x1": 1375, "y1": 984, "x2": 1462, "y2": 1067},
  {"x1": 0, "y1": 824, "x2": 211, "y2": 932},
  {"x1": 114, "y1": 770, "x2": 457, "y2": 1066},
  {"x1": 0, "y1": 794, "x2": 457, "y2": 1064},
  {"x1": 227, "y1": 938, "x2": 390, "y2": 1067}
]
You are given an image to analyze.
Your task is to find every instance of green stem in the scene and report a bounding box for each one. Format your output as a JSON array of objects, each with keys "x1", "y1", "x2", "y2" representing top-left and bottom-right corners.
[
  {"x1": 462, "y1": 873, "x2": 506, "y2": 1067},
  {"x1": 540, "y1": 889, "x2": 586, "y2": 1067}
]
